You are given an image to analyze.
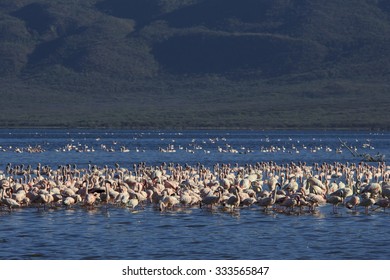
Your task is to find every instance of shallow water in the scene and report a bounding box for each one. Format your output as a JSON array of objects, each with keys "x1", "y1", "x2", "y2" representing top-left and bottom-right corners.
[
  {"x1": 0, "y1": 129, "x2": 389, "y2": 260},
  {"x1": 1, "y1": 205, "x2": 389, "y2": 260}
]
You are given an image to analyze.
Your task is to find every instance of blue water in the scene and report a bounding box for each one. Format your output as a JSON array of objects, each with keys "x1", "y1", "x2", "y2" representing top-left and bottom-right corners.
[{"x1": 0, "y1": 129, "x2": 389, "y2": 260}]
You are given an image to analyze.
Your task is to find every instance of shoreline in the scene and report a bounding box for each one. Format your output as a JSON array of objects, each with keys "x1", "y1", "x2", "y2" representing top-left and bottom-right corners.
[{"x1": 0, "y1": 126, "x2": 388, "y2": 131}]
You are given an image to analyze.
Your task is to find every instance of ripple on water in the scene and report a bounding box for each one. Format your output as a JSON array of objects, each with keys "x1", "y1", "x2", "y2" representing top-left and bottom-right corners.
[
  {"x1": 81, "y1": 255, "x2": 103, "y2": 260},
  {"x1": 1, "y1": 201, "x2": 390, "y2": 259},
  {"x1": 157, "y1": 224, "x2": 177, "y2": 229},
  {"x1": 114, "y1": 221, "x2": 133, "y2": 226},
  {"x1": 22, "y1": 253, "x2": 47, "y2": 259},
  {"x1": 185, "y1": 224, "x2": 207, "y2": 228}
]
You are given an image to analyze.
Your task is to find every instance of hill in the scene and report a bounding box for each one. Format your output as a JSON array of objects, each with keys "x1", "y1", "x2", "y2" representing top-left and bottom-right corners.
[{"x1": 0, "y1": 0, "x2": 389, "y2": 129}]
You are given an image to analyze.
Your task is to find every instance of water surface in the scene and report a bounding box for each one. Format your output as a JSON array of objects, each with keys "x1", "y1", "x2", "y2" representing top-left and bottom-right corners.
[{"x1": 0, "y1": 129, "x2": 389, "y2": 259}]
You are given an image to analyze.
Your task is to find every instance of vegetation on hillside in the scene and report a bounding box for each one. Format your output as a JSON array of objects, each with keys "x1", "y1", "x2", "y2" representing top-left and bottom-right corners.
[{"x1": 0, "y1": 0, "x2": 389, "y2": 129}]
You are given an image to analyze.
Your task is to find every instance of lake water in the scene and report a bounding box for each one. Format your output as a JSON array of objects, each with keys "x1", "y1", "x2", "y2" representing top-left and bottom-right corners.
[{"x1": 0, "y1": 129, "x2": 389, "y2": 260}]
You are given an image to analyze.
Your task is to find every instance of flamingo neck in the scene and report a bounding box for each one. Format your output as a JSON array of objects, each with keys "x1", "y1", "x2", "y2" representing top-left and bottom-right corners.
[{"x1": 105, "y1": 183, "x2": 110, "y2": 202}]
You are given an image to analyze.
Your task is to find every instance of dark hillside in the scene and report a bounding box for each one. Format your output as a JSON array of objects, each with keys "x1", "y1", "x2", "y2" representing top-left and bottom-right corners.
[
  {"x1": 152, "y1": 32, "x2": 326, "y2": 75},
  {"x1": 0, "y1": 0, "x2": 389, "y2": 129},
  {"x1": 11, "y1": 3, "x2": 55, "y2": 34}
]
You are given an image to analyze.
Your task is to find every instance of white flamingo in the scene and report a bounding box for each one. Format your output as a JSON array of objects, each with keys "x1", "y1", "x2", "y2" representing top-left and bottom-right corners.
[{"x1": 1, "y1": 188, "x2": 20, "y2": 210}]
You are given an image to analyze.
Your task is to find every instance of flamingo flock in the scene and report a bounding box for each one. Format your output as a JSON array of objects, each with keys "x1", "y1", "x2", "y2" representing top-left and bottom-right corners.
[
  {"x1": 0, "y1": 161, "x2": 389, "y2": 215},
  {"x1": 0, "y1": 132, "x2": 381, "y2": 157}
]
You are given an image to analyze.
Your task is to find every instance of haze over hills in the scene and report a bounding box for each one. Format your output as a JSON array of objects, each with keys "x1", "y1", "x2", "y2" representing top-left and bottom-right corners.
[{"x1": 0, "y1": 0, "x2": 389, "y2": 129}]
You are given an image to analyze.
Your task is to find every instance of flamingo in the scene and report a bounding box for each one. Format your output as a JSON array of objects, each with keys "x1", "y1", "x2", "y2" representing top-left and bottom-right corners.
[
  {"x1": 345, "y1": 195, "x2": 360, "y2": 211},
  {"x1": 330, "y1": 188, "x2": 352, "y2": 200},
  {"x1": 115, "y1": 186, "x2": 130, "y2": 206},
  {"x1": 326, "y1": 195, "x2": 343, "y2": 214},
  {"x1": 179, "y1": 188, "x2": 193, "y2": 207},
  {"x1": 280, "y1": 195, "x2": 300, "y2": 213},
  {"x1": 305, "y1": 191, "x2": 326, "y2": 212},
  {"x1": 159, "y1": 192, "x2": 180, "y2": 211},
  {"x1": 257, "y1": 186, "x2": 278, "y2": 211},
  {"x1": 381, "y1": 186, "x2": 390, "y2": 199},
  {"x1": 225, "y1": 187, "x2": 241, "y2": 210},
  {"x1": 305, "y1": 176, "x2": 326, "y2": 195},
  {"x1": 127, "y1": 198, "x2": 139, "y2": 210},
  {"x1": 85, "y1": 186, "x2": 98, "y2": 209},
  {"x1": 283, "y1": 178, "x2": 299, "y2": 194},
  {"x1": 267, "y1": 177, "x2": 279, "y2": 192},
  {"x1": 1, "y1": 188, "x2": 20, "y2": 211},
  {"x1": 200, "y1": 187, "x2": 222, "y2": 209},
  {"x1": 361, "y1": 182, "x2": 382, "y2": 198},
  {"x1": 63, "y1": 195, "x2": 81, "y2": 208},
  {"x1": 359, "y1": 194, "x2": 376, "y2": 214},
  {"x1": 373, "y1": 198, "x2": 389, "y2": 212},
  {"x1": 37, "y1": 184, "x2": 54, "y2": 210},
  {"x1": 241, "y1": 196, "x2": 257, "y2": 207},
  {"x1": 12, "y1": 189, "x2": 26, "y2": 204},
  {"x1": 328, "y1": 181, "x2": 339, "y2": 193}
]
